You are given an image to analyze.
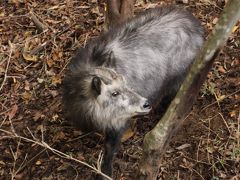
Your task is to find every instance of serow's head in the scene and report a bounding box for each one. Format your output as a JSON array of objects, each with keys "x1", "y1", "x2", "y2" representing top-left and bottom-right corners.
[{"x1": 90, "y1": 68, "x2": 151, "y2": 130}]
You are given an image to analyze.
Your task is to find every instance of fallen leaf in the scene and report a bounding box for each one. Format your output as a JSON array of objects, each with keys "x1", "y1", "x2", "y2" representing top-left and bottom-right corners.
[
  {"x1": 0, "y1": 12, "x2": 5, "y2": 17},
  {"x1": 23, "y1": 52, "x2": 37, "y2": 62},
  {"x1": 52, "y1": 114, "x2": 59, "y2": 121},
  {"x1": 219, "y1": 172, "x2": 227, "y2": 178},
  {"x1": 45, "y1": 19, "x2": 61, "y2": 24},
  {"x1": 119, "y1": 176, "x2": 127, "y2": 180},
  {"x1": 33, "y1": 111, "x2": 44, "y2": 121},
  {"x1": 53, "y1": 131, "x2": 66, "y2": 141},
  {"x1": 231, "y1": 59, "x2": 239, "y2": 66},
  {"x1": 145, "y1": 3, "x2": 158, "y2": 9},
  {"x1": 49, "y1": 90, "x2": 58, "y2": 97},
  {"x1": 206, "y1": 22, "x2": 213, "y2": 30},
  {"x1": 24, "y1": 31, "x2": 32, "y2": 38},
  {"x1": 48, "y1": 5, "x2": 59, "y2": 10},
  {"x1": 8, "y1": 104, "x2": 18, "y2": 120},
  {"x1": 14, "y1": 49, "x2": 21, "y2": 58},
  {"x1": 15, "y1": 173, "x2": 24, "y2": 180},
  {"x1": 58, "y1": 51, "x2": 63, "y2": 58},
  {"x1": 121, "y1": 128, "x2": 135, "y2": 142},
  {"x1": 91, "y1": 7, "x2": 102, "y2": 16},
  {"x1": 46, "y1": 69, "x2": 55, "y2": 76},
  {"x1": 218, "y1": 66, "x2": 226, "y2": 73},
  {"x1": 47, "y1": 58, "x2": 54, "y2": 67},
  {"x1": 35, "y1": 160, "x2": 42, "y2": 165},
  {"x1": 217, "y1": 95, "x2": 225, "y2": 101},
  {"x1": 41, "y1": 175, "x2": 53, "y2": 180},
  {"x1": 52, "y1": 52, "x2": 58, "y2": 61},
  {"x1": 24, "y1": 81, "x2": 30, "y2": 91},
  {"x1": 235, "y1": 131, "x2": 240, "y2": 139},
  {"x1": 232, "y1": 25, "x2": 238, "y2": 33},
  {"x1": 36, "y1": 124, "x2": 45, "y2": 132},
  {"x1": 37, "y1": 78, "x2": 44, "y2": 83},
  {"x1": 229, "y1": 110, "x2": 236, "y2": 117},
  {"x1": 207, "y1": 147, "x2": 214, "y2": 154},
  {"x1": 57, "y1": 164, "x2": 70, "y2": 171},
  {"x1": 23, "y1": 38, "x2": 37, "y2": 62},
  {"x1": 66, "y1": 0, "x2": 74, "y2": 7},
  {"x1": 0, "y1": 66, "x2": 4, "y2": 73},
  {"x1": 52, "y1": 75, "x2": 62, "y2": 86},
  {"x1": 77, "y1": 153, "x2": 85, "y2": 161},
  {"x1": 22, "y1": 91, "x2": 32, "y2": 101},
  {"x1": 212, "y1": 17, "x2": 218, "y2": 25}
]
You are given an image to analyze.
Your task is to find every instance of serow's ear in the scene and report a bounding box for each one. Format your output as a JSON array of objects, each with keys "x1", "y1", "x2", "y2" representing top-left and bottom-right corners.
[{"x1": 92, "y1": 76, "x2": 101, "y2": 95}]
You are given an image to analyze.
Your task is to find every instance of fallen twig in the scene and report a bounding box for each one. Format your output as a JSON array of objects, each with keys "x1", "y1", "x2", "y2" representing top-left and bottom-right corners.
[
  {"x1": 200, "y1": 88, "x2": 240, "y2": 112},
  {"x1": 29, "y1": 24, "x2": 74, "y2": 55},
  {"x1": 0, "y1": 128, "x2": 112, "y2": 180},
  {"x1": 0, "y1": 41, "x2": 13, "y2": 92},
  {"x1": 29, "y1": 41, "x2": 48, "y2": 55},
  {"x1": 29, "y1": 11, "x2": 47, "y2": 32}
]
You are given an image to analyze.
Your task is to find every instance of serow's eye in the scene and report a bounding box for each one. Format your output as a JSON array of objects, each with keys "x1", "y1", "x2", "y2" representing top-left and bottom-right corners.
[{"x1": 112, "y1": 91, "x2": 120, "y2": 97}]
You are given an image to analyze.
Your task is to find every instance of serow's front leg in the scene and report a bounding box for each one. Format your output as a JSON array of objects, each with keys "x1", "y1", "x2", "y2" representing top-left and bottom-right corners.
[{"x1": 95, "y1": 128, "x2": 123, "y2": 180}]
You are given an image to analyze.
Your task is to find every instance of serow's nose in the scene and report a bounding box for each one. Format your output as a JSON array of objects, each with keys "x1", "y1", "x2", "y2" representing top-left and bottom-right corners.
[{"x1": 143, "y1": 101, "x2": 151, "y2": 109}]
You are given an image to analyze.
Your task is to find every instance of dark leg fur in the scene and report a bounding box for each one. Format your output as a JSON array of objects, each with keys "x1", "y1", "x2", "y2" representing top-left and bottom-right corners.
[{"x1": 95, "y1": 128, "x2": 124, "y2": 180}]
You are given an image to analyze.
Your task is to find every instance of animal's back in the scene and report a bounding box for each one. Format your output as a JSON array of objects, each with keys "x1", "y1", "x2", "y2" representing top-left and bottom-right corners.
[{"x1": 71, "y1": 6, "x2": 204, "y2": 105}]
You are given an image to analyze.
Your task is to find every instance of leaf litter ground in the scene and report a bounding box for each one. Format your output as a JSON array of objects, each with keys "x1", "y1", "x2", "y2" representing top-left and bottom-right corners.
[{"x1": 0, "y1": 0, "x2": 239, "y2": 179}]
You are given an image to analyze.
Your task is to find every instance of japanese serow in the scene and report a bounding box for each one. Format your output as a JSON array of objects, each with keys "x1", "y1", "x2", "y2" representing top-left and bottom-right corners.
[{"x1": 63, "y1": 6, "x2": 204, "y2": 179}]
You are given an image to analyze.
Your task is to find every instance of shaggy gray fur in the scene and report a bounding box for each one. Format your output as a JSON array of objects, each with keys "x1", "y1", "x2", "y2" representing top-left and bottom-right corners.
[
  {"x1": 63, "y1": 6, "x2": 204, "y2": 179},
  {"x1": 68, "y1": 6, "x2": 204, "y2": 108}
]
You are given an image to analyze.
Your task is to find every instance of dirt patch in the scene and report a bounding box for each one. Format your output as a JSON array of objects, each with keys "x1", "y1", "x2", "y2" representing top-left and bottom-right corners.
[{"x1": 0, "y1": 0, "x2": 239, "y2": 180}]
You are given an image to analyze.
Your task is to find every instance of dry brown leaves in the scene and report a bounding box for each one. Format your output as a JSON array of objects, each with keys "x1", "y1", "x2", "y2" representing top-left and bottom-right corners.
[{"x1": 0, "y1": 0, "x2": 239, "y2": 179}]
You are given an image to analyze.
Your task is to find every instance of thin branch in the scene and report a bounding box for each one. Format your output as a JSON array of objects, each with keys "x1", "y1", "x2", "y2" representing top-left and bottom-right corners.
[
  {"x1": 0, "y1": 128, "x2": 112, "y2": 180},
  {"x1": 10, "y1": 139, "x2": 22, "y2": 180},
  {"x1": 237, "y1": 112, "x2": 240, "y2": 147},
  {"x1": 0, "y1": 14, "x2": 28, "y2": 20},
  {"x1": 218, "y1": 112, "x2": 231, "y2": 134},
  {"x1": 0, "y1": 41, "x2": 13, "y2": 92},
  {"x1": 200, "y1": 88, "x2": 240, "y2": 112},
  {"x1": 29, "y1": 24, "x2": 74, "y2": 55},
  {"x1": 29, "y1": 11, "x2": 47, "y2": 32}
]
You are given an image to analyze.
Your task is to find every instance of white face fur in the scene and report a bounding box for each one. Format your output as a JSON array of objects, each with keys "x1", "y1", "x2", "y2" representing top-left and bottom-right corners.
[{"x1": 92, "y1": 76, "x2": 150, "y2": 130}]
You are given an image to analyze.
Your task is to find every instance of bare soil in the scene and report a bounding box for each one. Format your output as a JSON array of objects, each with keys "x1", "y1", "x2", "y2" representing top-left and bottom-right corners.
[{"x1": 0, "y1": 0, "x2": 239, "y2": 180}]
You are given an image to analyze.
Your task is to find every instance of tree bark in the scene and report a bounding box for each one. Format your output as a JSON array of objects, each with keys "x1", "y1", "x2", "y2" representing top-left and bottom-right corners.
[
  {"x1": 105, "y1": 0, "x2": 135, "y2": 30},
  {"x1": 137, "y1": 0, "x2": 240, "y2": 179}
]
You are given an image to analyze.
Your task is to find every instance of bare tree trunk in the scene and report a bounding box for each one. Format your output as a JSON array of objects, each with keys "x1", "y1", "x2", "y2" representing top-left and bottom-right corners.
[
  {"x1": 105, "y1": 0, "x2": 135, "y2": 30},
  {"x1": 137, "y1": 0, "x2": 240, "y2": 179}
]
